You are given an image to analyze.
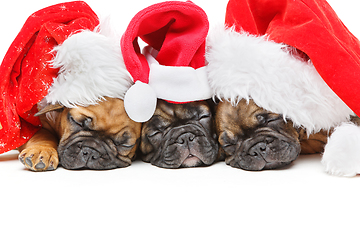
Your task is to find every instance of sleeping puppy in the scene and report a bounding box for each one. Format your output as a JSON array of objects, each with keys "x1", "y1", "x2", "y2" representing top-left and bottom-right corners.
[
  {"x1": 18, "y1": 98, "x2": 141, "y2": 171},
  {"x1": 140, "y1": 99, "x2": 219, "y2": 168},
  {"x1": 216, "y1": 99, "x2": 332, "y2": 171}
]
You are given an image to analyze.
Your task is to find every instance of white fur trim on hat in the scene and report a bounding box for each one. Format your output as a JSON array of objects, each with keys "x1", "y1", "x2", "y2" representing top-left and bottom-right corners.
[
  {"x1": 322, "y1": 122, "x2": 360, "y2": 177},
  {"x1": 206, "y1": 26, "x2": 353, "y2": 133},
  {"x1": 46, "y1": 29, "x2": 133, "y2": 108},
  {"x1": 145, "y1": 46, "x2": 212, "y2": 102},
  {"x1": 123, "y1": 46, "x2": 212, "y2": 123}
]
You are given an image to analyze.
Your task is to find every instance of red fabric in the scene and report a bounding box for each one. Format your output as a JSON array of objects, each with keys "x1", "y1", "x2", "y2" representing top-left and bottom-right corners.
[
  {"x1": 225, "y1": 0, "x2": 360, "y2": 118},
  {"x1": 121, "y1": 0, "x2": 209, "y2": 84},
  {"x1": 0, "y1": 1, "x2": 99, "y2": 153}
]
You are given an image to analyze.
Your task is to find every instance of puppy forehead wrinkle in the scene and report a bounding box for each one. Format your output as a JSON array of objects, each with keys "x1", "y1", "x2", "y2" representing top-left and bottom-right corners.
[
  {"x1": 69, "y1": 105, "x2": 96, "y2": 118},
  {"x1": 157, "y1": 100, "x2": 175, "y2": 117},
  {"x1": 176, "y1": 103, "x2": 210, "y2": 120}
]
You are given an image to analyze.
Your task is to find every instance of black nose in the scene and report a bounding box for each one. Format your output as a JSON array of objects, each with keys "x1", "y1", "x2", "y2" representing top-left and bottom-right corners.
[
  {"x1": 176, "y1": 132, "x2": 196, "y2": 145},
  {"x1": 248, "y1": 142, "x2": 268, "y2": 158},
  {"x1": 79, "y1": 147, "x2": 101, "y2": 162},
  {"x1": 247, "y1": 137, "x2": 279, "y2": 162}
]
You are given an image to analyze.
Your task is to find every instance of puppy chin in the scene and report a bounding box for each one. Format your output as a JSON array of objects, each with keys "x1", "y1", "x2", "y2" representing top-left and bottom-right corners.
[{"x1": 181, "y1": 155, "x2": 203, "y2": 168}]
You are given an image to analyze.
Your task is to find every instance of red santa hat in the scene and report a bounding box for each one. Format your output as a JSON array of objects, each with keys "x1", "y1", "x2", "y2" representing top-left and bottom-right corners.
[
  {"x1": 206, "y1": 0, "x2": 358, "y2": 133},
  {"x1": 0, "y1": 1, "x2": 132, "y2": 154},
  {"x1": 206, "y1": 0, "x2": 360, "y2": 176},
  {"x1": 121, "y1": 1, "x2": 212, "y2": 122}
]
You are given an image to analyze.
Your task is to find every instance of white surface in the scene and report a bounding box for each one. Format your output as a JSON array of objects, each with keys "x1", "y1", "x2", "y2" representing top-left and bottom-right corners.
[{"x1": 1, "y1": 0, "x2": 360, "y2": 240}]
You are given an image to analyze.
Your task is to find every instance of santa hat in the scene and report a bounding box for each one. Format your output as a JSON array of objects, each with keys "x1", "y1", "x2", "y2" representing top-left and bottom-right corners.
[
  {"x1": 206, "y1": 0, "x2": 360, "y2": 176},
  {"x1": 121, "y1": 1, "x2": 212, "y2": 122},
  {"x1": 206, "y1": 0, "x2": 358, "y2": 133},
  {"x1": 0, "y1": 1, "x2": 132, "y2": 154}
]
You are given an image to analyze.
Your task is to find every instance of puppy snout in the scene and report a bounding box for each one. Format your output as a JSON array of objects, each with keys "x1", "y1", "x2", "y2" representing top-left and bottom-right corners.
[
  {"x1": 232, "y1": 136, "x2": 300, "y2": 170},
  {"x1": 247, "y1": 137, "x2": 286, "y2": 163},
  {"x1": 176, "y1": 132, "x2": 196, "y2": 145},
  {"x1": 79, "y1": 147, "x2": 101, "y2": 163}
]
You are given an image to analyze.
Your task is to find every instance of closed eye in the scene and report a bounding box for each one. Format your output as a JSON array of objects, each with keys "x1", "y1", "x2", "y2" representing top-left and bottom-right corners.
[
  {"x1": 222, "y1": 144, "x2": 237, "y2": 155},
  {"x1": 69, "y1": 115, "x2": 80, "y2": 126},
  {"x1": 147, "y1": 130, "x2": 161, "y2": 138},
  {"x1": 121, "y1": 143, "x2": 135, "y2": 148},
  {"x1": 69, "y1": 115, "x2": 92, "y2": 129},
  {"x1": 113, "y1": 139, "x2": 137, "y2": 152},
  {"x1": 222, "y1": 143, "x2": 233, "y2": 148},
  {"x1": 256, "y1": 113, "x2": 283, "y2": 126},
  {"x1": 113, "y1": 130, "x2": 138, "y2": 149},
  {"x1": 199, "y1": 114, "x2": 211, "y2": 120},
  {"x1": 268, "y1": 115, "x2": 284, "y2": 123}
]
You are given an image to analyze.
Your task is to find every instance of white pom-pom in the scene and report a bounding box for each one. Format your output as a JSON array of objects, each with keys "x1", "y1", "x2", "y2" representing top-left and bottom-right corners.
[
  {"x1": 124, "y1": 81, "x2": 157, "y2": 122},
  {"x1": 322, "y1": 122, "x2": 360, "y2": 177}
]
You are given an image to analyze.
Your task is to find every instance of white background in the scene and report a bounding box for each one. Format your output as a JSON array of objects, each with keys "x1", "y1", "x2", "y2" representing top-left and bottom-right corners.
[{"x1": 0, "y1": 0, "x2": 360, "y2": 239}]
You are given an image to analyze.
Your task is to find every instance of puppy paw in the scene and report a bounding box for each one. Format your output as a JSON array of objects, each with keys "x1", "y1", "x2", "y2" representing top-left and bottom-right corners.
[
  {"x1": 19, "y1": 146, "x2": 59, "y2": 171},
  {"x1": 321, "y1": 123, "x2": 360, "y2": 177}
]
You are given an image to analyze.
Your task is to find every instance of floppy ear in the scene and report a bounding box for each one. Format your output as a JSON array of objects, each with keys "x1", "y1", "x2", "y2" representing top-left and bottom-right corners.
[{"x1": 34, "y1": 103, "x2": 64, "y2": 117}]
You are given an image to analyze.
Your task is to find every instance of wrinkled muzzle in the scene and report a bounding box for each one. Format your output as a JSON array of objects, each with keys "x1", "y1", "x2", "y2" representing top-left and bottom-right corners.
[
  {"x1": 151, "y1": 124, "x2": 218, "y2": 168},
  {"x1": 227, "y1": 131, "x2": 301, "y2": 171},
  {"x1": 58, "y1": 136, "x2": 131, "y2": 170}
]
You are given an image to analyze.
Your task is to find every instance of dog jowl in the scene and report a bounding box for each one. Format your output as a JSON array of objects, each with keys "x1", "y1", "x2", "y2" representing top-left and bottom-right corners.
[
  {"x1": 140, "y1": 100, "x2": 219, "y2": 168},
  {"x1": 18, "y1": 98, "x2": 141, "y2": 171},
  {"x1": 215, "y1": 99, "x2": 302, "y2": 171}
]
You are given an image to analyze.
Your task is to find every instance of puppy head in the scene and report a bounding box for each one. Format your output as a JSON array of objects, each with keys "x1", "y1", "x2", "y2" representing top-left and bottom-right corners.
[
  {"x1": 216, "y1": 99, "x2": 301, "y2": 171},
  {"x1": 140, "y1": 99, "x2": 219, "y2": 168},
  {"x1": 39, "y1": 97, "x2": 141, "y2": 170}
]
